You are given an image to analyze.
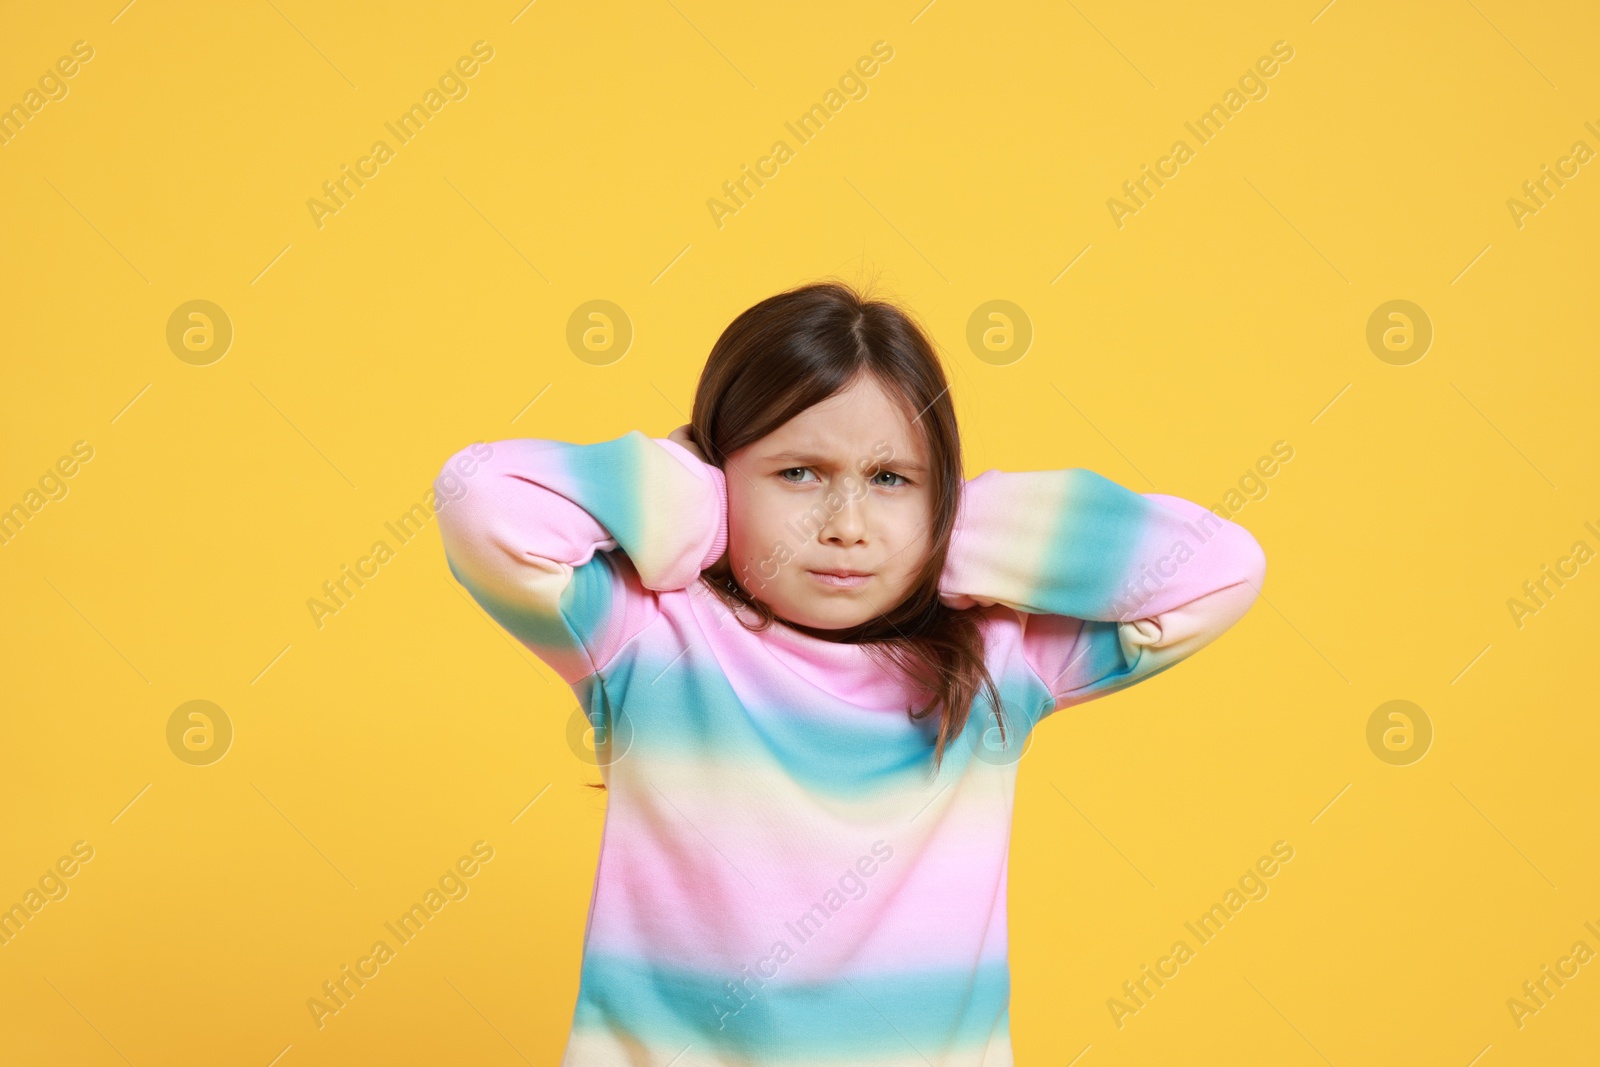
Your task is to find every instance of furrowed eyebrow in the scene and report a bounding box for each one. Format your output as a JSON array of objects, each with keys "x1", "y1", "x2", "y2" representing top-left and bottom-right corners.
[{"x1": 765, "y1": 450, "x2": 927, "y2": 475}]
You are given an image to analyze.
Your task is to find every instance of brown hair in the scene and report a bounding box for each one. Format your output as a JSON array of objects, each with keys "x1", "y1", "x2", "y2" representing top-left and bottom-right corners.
[{"x1": 687, "y1": 280, "x2": 1006, "y2": 772}]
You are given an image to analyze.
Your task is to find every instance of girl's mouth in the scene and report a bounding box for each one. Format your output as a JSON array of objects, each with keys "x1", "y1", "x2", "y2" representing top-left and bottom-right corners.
[{"x1": 807, "y1": 570, "x2": 872, "y2": 588}]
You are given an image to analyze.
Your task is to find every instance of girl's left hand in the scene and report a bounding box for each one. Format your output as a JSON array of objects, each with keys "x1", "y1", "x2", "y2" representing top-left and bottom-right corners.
[{"x1": 667, "y1": 423, "x2": 709, "y2": 464}]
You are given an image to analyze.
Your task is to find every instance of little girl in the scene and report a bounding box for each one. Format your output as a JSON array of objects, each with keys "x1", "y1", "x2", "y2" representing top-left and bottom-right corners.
[{"x1": 434, "y1": 281, "x2": 1266, "y2": 1066}]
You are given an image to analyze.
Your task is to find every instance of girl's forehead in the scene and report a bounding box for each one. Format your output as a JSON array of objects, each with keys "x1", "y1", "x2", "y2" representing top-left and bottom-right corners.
[
  {"x1": 758, "y1": 405, "x2": 927, "y2": 468},
  {"x1": 766, "y1": 378, "x2": 928, "y2": 455}
]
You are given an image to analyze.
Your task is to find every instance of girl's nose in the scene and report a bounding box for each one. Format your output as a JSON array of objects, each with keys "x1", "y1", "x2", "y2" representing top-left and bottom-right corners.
[{"x1": 820, "y1": 492, "x2": 867, "y2": 545}]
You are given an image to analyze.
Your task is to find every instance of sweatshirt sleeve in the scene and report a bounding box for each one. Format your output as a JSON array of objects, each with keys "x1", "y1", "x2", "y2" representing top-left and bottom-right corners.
[
  {"x1": 938, "y1": 467, "x2": 1266, "y2": 715},
  {"x1": 433, "y1": 430, "x2": 728, "y2": 683}
]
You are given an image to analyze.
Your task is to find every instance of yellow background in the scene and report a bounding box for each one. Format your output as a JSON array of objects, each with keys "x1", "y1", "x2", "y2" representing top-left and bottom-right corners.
[{"x1": 2, "y1": 0, "x2": 1597, "y2": 1063}]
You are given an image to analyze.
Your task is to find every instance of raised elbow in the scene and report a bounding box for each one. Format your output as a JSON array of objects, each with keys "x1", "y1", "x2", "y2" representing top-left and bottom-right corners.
[{"x1": 434, "y1": 442, "x2": 495, "y2": 509}]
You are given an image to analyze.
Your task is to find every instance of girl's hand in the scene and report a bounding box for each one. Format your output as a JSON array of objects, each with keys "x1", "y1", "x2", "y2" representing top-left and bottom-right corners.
[{"x1": 667, "y1": 423, "x2": 709, "y2": 465}]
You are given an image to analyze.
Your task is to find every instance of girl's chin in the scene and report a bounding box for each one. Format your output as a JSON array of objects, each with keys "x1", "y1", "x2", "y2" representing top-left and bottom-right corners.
[{"x1": 770, "y1": 601, "x2": 878, "y2": 634}]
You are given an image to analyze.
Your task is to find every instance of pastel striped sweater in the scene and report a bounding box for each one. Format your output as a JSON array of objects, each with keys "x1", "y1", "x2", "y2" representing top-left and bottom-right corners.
[{"x1": 434, "y1": 430, "x2": 1266, "y2": 1066}]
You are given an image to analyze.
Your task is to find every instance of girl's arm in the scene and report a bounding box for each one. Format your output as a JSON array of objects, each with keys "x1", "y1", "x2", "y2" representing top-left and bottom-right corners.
[
  {"x1": 937, "y1": 466, "x2": 1266, "y2": 713},
  {"x1": 434, "y1": 430, "x2": 727, "y2": 683}
]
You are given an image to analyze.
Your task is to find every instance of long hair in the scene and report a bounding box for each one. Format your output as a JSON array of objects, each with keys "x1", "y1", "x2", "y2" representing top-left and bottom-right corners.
[{"x1": 686, "y1": 280, "x2": 1006, "y2": 772}]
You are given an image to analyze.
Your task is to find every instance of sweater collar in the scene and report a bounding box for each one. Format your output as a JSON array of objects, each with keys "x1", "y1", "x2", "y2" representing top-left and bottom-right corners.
[{"x1": 697, "y1": 585, "x2": 925, "y2": 711}]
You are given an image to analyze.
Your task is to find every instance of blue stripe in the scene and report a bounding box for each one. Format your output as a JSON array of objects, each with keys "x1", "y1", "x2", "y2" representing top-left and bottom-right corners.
[
  {"x1": 572, "y1": 951, "x2": 1010, "y2": 1059},
  {"x1": 597, "y1": 643, "x2": 1050, "y2": 795},
  {"x1": 1042, "y1": 468, "x2": 1151, "y2": 616},
  {"x1": 556, "y1": 432, "x2": 652, "y2": 551}
]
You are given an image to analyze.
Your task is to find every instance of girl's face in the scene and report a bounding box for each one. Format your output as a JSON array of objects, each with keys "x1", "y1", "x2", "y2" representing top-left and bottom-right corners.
[{"x1": 724, "y1": 374, "x2": 934, "y2": 631}]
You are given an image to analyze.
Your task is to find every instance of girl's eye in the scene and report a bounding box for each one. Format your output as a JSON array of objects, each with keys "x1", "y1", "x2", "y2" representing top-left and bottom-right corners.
[{"x1": 777, "y1": 467, "x2": 910, "y2": 487}]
